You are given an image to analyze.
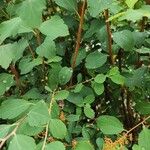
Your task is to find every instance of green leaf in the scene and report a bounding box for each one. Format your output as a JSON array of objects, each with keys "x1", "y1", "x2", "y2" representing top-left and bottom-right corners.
[
  {"x1": 125, "y1": 67, "x2": 146, "y2": 88},
  {"x1": 92, "y1": 82, "x2": 104, "y2": 95},
  {"x1": 19, "y1": 57, "x2": 43, "y2": 74},
  {"x1": 125, "y1": 0, "x2": 138, "y2": 8},
  {"x1": 97, "y1": 115, "x2": 124, "y2": 134},
  {"x1": 71, "y1": 49, "x2": 86, "y2": 67},
  {"x1": 54, "y1": 90, "x2": 69, "y2": 100},
  {"x1": 0, "y1": 17, "x2": 32, "y2": 44},
  {"x1": 48, "y1": 64, "x2": 61, "y2": 90},
  {"x1": 139, "y1": 5, "x2": 150, "y2": 18},
  {"x1": 58, "y1": 67, "x2": 73, "y2": 85},
  {"x1": 36, "y1": 38, "x2": 56, "y2": 59},
  {"x1": 0, "y1": 73, "x2": 14, "y2": 96},
  {"x1": 12, "y1": 39, "x2": 29, "y2": 63},
  {"x1": 84, "y1": 104, "x2": 95, "y2": 119},
  {"x1": 109, "y1": 74, "x2": 125, "y2": 85},
  {"x1": 67, "y1": 92, "x2": 84, "y2": 106},
  {"x1": 47, "y1": 56, "x2": 62, "y2": 63},
  {"x1": 0, "y1": 40, "x2": 28, "y2": 69},
  {"x1": 132, "y1": 32, "x2": 147, "y2": 47},
  {"x1": 0, "y1": 44, "x2": 13, "y2": 69},
  {"x1": 54, "y1": 0, "x2": 77, "y2": 12},
  {"x1": 17, "y1": 0, "x2": 46, "y2": 28},
  {"x1": 113, "y1": 30, "x2": 135, "y2": 51},
  {"x1": 23, "y1": 88, "x2": 44, "y2": 100},
  {"x1": 8, "y1": 134, "x2": 36, "y2": 150},
  {"x1": 136, "y1": 47, "x2": 150, "y2": 54},
  {"x1": 74, "y1": 140, "x2": 94, "y2": 150},
  {"x1": 119, "y1": 9, "x2": 143, "y2": 22},
  {"x1": 85, "y1": 51, "x2": 107, "y2": 69},
  {"x1": 74, "y1": 83, "x2": 83, "y2": 93},
  {"x1": 108, "y1": 67, "x2": 120, "y2": 76},
  {"x1": 39, "y1": 15, "x2": 69, "y2": 40},
  {"x1": 0, "y1": 124, "x2": 14, "y2": 138},
  {"x1": 96, "y1": 138, "x2": 104, "y2": 150},
  {"x1": 83, "y1": 95, "x2": 95, "y2": 104},
  {"x1": 0, "y1": 99, "x2": 32, "y2": 119},
  {"x1": 51, "y1": 101, "x2": 60, "y2": 119},
  {"x1": 27, "y1": 101, "x2": 49, "y2": 127},
  {"x1": 66, "y1": 114, "x2": 80, "y2": 122},
  {"x1": 17, "y1": 120, "x2": 44, "y2": 136},
  {"x1": 45, "y1": 141, "x2": 66, "y2": 150},
  {"x1": 132, "y1": 144, "x2": 143, "y2": 150},
  {"x1": 94, "y1": 74, "x2": 106, "y2": 83},
  {"x1": 49, "y1": 119, "x2": 67, "y2": 139},
  {"x1": 87, "y1": 0, "x2": 113, "y2": 17},
  {"x1": 138, "y1": 127, "x2": 150, "y2": 150},
  {"x1": 135, "y1": 101, "x2": 150, "y2": 115}
]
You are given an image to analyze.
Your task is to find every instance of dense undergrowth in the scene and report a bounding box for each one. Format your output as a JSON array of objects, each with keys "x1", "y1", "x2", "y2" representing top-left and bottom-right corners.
[{"x1": 0, "y1": 0, "x2": 150, "y2": 150}]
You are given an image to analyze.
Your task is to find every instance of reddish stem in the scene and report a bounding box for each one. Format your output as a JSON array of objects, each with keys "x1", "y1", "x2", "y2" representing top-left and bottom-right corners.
[
  {"x1": 70, "y1": 0, "x2": 86, "y2": 86},
  {"x1": 71, "y1": 0, "x2": 86, "y2": 70},
  {"x1": 10, "y1": 64, "x2": 20, "y2": 89}
]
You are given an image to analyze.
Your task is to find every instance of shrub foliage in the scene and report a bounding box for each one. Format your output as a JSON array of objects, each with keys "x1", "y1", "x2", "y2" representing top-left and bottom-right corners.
[{"x1": 0, "y1": 0, "x2": 150, "y2": 150}]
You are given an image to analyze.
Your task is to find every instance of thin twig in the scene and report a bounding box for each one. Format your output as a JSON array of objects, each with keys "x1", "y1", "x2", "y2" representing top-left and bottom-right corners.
[
  {"x1": 0, "y1": 7, "x2": 10, "y2": 19},
  {"x1": 104, "y1": 9, "x2": 114, "y2": 65},
  {"x1": 0, "y1": 125, "x2": 18, "y2": 148},
  {"x1": 125, "y1": 115, "x2": 150, "y2": 136},
  {"x1": 28, "y1": 45, "x2": 35, "y2": 59},
  {"x1": 67, "y1": 78, "x2": 94, "y2": 90},
  {"x1": 0, "y1": 116, "x2": 26, "y2": 149}
]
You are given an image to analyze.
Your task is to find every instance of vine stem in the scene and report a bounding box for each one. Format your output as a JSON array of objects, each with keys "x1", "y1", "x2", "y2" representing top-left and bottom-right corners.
[
  {"x1": 41, "y1": 124, "x2": 49, "y2": 150},
  {"x1": 70, "y1": 0, "x2": 86, "y2": 86},
  {"x1": 104, "y1": 9, "x2": 114, "y2": 65},
  {"x1": 48, "y1": 91, "x2": 56, "y2": 114}
]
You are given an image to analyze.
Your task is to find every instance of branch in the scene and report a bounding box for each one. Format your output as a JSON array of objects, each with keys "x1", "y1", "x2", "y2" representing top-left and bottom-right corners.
[
  {"x1": 104, "y1": 9, "x2": 114, "y2": 65},
  {"x1": 71, "y1": 0, "x2": 86, "y2": 70}
]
